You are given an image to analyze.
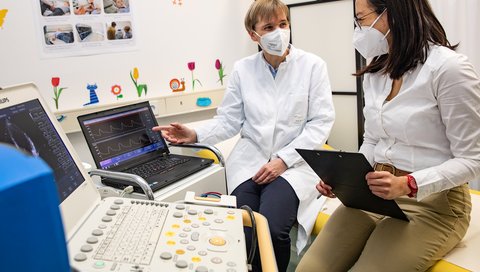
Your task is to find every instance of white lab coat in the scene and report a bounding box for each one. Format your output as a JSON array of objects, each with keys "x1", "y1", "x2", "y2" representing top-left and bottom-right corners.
[{"x1": 195, "y1": 46, "x2": 335, "y2": 253}]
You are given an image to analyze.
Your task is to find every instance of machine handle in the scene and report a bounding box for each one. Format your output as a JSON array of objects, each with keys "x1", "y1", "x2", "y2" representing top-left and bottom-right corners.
[{"x1": 89, "y1": 169, "x2": 155, "y2": 200}]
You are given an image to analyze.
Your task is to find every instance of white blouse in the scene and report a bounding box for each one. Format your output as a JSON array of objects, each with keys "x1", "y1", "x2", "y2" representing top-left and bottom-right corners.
[{"x1": 359, "y1": 45, "x2": 480, "y2": 200}]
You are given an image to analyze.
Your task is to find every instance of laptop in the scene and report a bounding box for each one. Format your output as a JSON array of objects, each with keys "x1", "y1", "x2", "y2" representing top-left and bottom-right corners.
[
  {"x1": 77, "y1": 101, "x2": 214, "y2": 193},
  {"x1": 0, "y1": 83, "x2": 247, "y2": 271},
  {"x1": 297, "y1": 149, "x2": 409, "y2": 221}
]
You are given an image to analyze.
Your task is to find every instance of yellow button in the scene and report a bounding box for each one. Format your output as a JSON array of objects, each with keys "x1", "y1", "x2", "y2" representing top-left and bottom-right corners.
[
  {"x1": 167, "y1": 240, "x2": 176, "y2": 245},
  {"x1": 172, "y1": 224, "x2": 180, "y2": 228},
  {"x1": 165, "y1": 231, "x2": 175, "y2": 237},
  {"x1": 183, "y1": 219, "x2": 191, "y2": 224},
  {"x1": 209, "y1": 237, "x2": 226, "y2": 246},
  {"x1": 198, "y1": 217, "x2": 206, "y2": 221},
  {"x1": 176, "y1": 249, "x2": 185, "y2": 255},
  {"x1": 192, "y1": 256, "x2": 201, "y2": 262},
  {"x1": 226, "y1": 215, "x2": 235, "y2": 220}
]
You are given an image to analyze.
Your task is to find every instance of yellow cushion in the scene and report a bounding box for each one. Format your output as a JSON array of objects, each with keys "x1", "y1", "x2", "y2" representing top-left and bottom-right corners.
[
  {"x1": 322, "y1": 144, "x2": 335, "y2": 150},
  {"x1": 195, "y1": 149, "x2": 219, "y2": 164},
  {"x1": 426, "y1": 260, "x2": 469, "y2": 272}
]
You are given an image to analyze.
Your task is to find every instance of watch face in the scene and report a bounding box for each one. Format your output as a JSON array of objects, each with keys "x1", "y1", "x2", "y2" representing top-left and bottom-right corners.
[
  {"x1": 407, "y1": 175, "x2": 417, "y2": 198},
  {"x1": 408, "y1": 176, "x2": 417, "y2": 189}
]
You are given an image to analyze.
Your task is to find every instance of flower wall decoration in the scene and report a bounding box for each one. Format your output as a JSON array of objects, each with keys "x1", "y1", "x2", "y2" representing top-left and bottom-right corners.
[
  {"x1": 188, "y1": 61, "x2": 202, "y2": 91},
  {"x1": 215, "y1": 59, "x2": 227, "y2": 86},
  {"x1": 51, "y1": 77, "x2": 67, "y2": 110},
  {"x1": 130, "y1": 67, "x2": 148, "y2": 97},
  {"x1": 111, "y1": 85, "x2": 123, "y2": 99}
]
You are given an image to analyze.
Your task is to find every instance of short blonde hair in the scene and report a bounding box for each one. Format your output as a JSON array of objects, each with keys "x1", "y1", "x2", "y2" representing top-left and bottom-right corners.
[{"x1": 244, "y1": 0, "x2": 289, "y2": 33}]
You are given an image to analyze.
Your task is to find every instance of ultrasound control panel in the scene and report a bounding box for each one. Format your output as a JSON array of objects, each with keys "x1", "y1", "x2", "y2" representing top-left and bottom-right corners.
[{"x1": 68, "y1": 197, "x2": 247, "y2": 272}]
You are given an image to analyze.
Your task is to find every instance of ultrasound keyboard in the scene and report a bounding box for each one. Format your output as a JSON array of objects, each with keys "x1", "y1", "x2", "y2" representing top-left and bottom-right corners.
[{"x1": 68, "y1": 197, "x2": 247, "y2": 272}]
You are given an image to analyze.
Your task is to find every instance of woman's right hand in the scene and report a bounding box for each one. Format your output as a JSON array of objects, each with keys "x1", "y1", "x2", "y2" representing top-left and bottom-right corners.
[
  {"x1": 152, "y1": 122, "x2": 197, "y2": 144},
  {"x1": 316, "y1": 180, "x2": 336, "y2": 198}
]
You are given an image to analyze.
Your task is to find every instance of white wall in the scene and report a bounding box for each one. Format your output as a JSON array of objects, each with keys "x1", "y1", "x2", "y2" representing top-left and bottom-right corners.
[
  {"x1": 430, "y1": 0, "x2": 480, "y2": 72},
  {"x1": 290, "y1": 0, "x2": 359, "y2": 151},
  {"x1": 0, "y1": 1, "x2": 256, "y2": 112}
]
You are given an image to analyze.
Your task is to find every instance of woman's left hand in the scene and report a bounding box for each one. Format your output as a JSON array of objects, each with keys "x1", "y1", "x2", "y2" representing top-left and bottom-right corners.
[
  {"x1": 253, "y1": 158, "x2": 287, "y2": 185},
  {"x1": 366, "y1": 171, "x2": 410, "y2": 200}
]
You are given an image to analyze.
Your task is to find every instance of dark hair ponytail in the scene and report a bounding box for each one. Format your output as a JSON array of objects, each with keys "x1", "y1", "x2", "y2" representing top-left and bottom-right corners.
[{"x1": 356, "y1": 0, "x2": 457, "y2": 79}]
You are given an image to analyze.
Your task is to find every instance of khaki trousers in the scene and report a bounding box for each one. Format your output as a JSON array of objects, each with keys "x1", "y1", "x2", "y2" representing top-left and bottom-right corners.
[{"x1": 296, "y1": 184, "x2": 471, "y2": 272}]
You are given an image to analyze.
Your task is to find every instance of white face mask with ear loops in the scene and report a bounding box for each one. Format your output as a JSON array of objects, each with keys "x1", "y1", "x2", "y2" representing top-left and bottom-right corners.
[
  {"x1": 255, "y1": 28, "x2": 290, "y2": 56},
  {"x1": 352, "y1": 9, "x2": 390, "y2": 59}
]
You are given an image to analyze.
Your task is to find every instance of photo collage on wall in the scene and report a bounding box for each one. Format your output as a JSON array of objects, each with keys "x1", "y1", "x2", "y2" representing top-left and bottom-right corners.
[{"x1": 35, "y1": 0, "x2": 136, "y2": 58}]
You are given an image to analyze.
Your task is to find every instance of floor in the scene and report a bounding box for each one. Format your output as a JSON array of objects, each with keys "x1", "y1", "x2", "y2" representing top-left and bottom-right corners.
[{"x1": 286, "y1": 225, "x2": 314, "y2": 272}]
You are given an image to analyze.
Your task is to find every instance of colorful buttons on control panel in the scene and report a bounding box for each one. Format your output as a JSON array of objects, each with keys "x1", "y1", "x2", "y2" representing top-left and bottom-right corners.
[
  {"x1": 93, "y1": 260, "x2": 105, "y2": 269},
  {"x1": 209, "y1": 237, "x2": 226, "y2": 246}
]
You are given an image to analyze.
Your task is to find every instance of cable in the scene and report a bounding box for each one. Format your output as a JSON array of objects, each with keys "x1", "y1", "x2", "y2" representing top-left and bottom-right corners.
[
  {"x1": 119, "y1": 185, "x2": 134, "y2": 197},
  {"x1": 240, "y1": 205, "x2": 257, "y2": 271}
]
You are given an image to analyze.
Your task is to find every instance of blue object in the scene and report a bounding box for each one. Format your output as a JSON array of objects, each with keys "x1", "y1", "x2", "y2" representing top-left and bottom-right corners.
[
  {"x1": 0, "y1": 144, "x2": 70, "y2": 272},
  {"x1": 56, "y1": 114, "x2": 66, "y2": 122},
  {"x1": 196, "y1": 97, "x2": 212, "y2": 107},
  {"x1": 83, "y1": 83, "x2": 99, "y2": 106}
]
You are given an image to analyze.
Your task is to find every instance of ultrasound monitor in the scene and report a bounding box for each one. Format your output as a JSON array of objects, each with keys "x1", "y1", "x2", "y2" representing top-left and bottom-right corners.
[
  {"x1": 0, "y1": 83, "x2": 100, "y2": 238},
  {"x1": 0, "y1": 99, "x2": 84, "y2": 202}
]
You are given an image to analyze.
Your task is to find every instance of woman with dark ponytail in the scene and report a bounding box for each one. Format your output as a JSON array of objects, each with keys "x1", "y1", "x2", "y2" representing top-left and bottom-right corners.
[{"x1": 297, "y1": 0, "x2": 480, "y2": 271}]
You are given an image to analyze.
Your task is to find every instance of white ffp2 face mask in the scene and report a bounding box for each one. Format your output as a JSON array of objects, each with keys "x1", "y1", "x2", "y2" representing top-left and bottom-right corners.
[
  {"x1": 255, "y1": 28, "x2": 290, "y2": 57},
  {"x1": 352, "y1": 10, "x2": 390, "y2": 59}
]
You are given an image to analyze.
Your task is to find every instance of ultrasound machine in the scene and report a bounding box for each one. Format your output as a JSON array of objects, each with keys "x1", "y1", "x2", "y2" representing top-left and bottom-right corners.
[{"x1": 0, "y1": 83, "x2": 277, "y2": 272}]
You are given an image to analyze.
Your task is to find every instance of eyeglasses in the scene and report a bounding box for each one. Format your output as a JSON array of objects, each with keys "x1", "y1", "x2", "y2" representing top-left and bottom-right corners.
[{"x1": 353, "y1": 10, "x2": 377, "y2": 29}]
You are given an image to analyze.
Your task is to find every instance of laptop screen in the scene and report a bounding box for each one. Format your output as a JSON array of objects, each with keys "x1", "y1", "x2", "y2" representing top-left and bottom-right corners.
[
  {"x1": 0, "y1": 99, "x2": 85, "y2": 202},
  {"x1": 78, "y1": 102, "x2": 167, "y2": 170}
]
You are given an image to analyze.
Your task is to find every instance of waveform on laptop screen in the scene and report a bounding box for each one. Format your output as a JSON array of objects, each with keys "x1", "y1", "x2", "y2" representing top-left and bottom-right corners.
[
  {"x1": 95, "y1": 131, "x2": 151, "y2": 159},
  {"x1": 87, "y1": 113, "x2": 145, "y2": 142}
]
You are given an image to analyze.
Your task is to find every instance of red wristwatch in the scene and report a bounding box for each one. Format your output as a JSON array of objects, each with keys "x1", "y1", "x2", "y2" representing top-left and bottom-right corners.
[{"x1": 406, "y1": 174, "x2": 418, "y2": 198}]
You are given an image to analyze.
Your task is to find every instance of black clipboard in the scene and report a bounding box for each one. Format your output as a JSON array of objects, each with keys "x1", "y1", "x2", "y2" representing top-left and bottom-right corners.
[{"x1": 297, "y1": 149, "x2": 409, "y2": 221}]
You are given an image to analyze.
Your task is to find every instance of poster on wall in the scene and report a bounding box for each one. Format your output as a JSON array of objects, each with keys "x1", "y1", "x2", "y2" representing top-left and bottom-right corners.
[{"x1": 34, "y1": 0, "x2": 136, "y2": 58}]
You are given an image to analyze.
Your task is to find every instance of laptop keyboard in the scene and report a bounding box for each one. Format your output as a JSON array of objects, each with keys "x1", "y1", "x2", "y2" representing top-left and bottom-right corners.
[{"x1": 125, "y1": 157, "x2": 190, "y2": 178}]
